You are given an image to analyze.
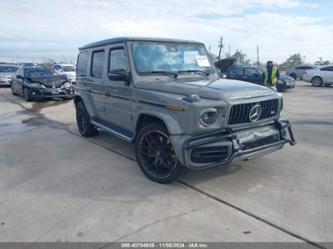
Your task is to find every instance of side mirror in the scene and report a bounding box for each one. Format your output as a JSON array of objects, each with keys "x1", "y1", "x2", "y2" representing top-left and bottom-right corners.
[
  {"x1": 108, "y1": 69, "x2": 130, "y2": 84},
  {"x1": 16, "y1": 75, "x2": 23, "y2": 79}
]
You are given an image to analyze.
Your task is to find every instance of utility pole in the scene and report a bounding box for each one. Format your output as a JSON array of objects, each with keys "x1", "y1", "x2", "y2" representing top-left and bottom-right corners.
[
  {"x1": 218, "y1": 37, "x2": 224, "y2": 61},
  {"x1": 256, "y1": 44, "x2": 260, "y2": 66}
]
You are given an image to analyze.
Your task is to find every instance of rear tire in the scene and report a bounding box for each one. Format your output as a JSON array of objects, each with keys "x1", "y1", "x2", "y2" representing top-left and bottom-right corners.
[
  {"x1": 311, "y1": 77, "x2": 323, "y2": 87},
  {"x1": 75, "y1": 101, "x2": 98, "y2": 137},
  {"x1": 135, "y1": 122, "x2": 186, "y2": 184}
]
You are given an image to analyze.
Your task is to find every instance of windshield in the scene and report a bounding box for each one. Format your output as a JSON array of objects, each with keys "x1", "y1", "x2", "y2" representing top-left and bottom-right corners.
[
  {"x1": 0, "y1": 66, "x2": 18, "y2": 73},
  {"x1": 62, "y1": 66, "x2": 76, "y2": 72},
  {"x1": 132, "y1": 42, "x2": 214, "y2": 74},
  {"x1": 25, "y1": 68, "x2": 55, "y2": 78}
]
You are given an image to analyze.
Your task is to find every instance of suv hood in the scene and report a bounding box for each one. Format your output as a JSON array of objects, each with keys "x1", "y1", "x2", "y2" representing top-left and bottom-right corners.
[{"x1": 136, "y1": 78, "x2": 276, "y2": 101}]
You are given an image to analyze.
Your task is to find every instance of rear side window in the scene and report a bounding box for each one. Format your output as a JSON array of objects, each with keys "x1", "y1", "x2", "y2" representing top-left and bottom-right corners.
[
  {"x1": 229, "y1": 66, "x2": 243, "y2": 76},
  {"x1": 244, "y1": 68, "x2": 258, "y2": 76},
  {"x1": 320, "y1": 66, "x2": 333, "y2": 71},
  {"x1": 91, "y1": 50, "x2": 105, "y2": 78},
  {"x1": 77, "y1": 52, "x2": 89, "y2": 76},
  {"x1": 0, "y1": 66, "x2": 17, "y2": 73},
  {"x1": 296, "y1": 66, "x2": 313, "y2": 70},
  {"x1": 109, "y1": 48, "x2": 128, "y2": 71},
  {"x1": 53, "y1": 65, "x2": 62, "y2": 71}
]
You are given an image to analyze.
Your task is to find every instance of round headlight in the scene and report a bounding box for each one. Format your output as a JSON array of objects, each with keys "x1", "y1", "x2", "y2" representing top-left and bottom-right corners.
[
  {"x1": 63, "y1": 82, "x2": 72, "y2": 88},
  {"x1": 200, "y1": 108, "x2": 218, "y2": 127}
]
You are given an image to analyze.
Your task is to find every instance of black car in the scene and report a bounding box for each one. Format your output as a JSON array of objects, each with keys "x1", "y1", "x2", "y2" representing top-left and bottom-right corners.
[
  {"x1": 220, "y1": 63, "x2": 295, "y2": 92},
  {"x1": 11, "y1": 67, "x2": 75, "y2": 101}
]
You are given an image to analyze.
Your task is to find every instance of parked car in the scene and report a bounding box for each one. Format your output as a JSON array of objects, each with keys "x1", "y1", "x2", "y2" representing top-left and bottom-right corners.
[
  {"x1": 223, "y1": 64, "x2": 295, "y2": 92},
  {"x1": 18, "y1": 63, "x2": 40, "y2": 68},
  {"x1": 74, "y1": 37, "x2": 295, "y2": 184},
  {"x1": 51, "y1": 63, "x2": 76, "y2": 83},
  {"x1": 11, "y1": 67, "x2": 75, "y2": 101},
  {"x1": 286, "y1": 65, "x2": 317, "y2": 80},
  {"x1": 0, "y1": 64, "x2": 18, "y2": 86},
  {"x1": 302, "y1": 65, "x2": 333, "y2": 87},
  {"x1": 256, "y1": 67, "x2": 296, "y2": 92}
]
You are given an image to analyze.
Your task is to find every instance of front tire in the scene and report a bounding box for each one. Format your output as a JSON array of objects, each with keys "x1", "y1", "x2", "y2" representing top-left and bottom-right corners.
[
  {"x1": 311, "y1": 77, "x2": 323, "y2": 87},
  {"x1": 23, "y1": 87, "x2": 31, "y2": 101},
  {"x1": 11, "y1": 83, "x2": 17, "y2": 95},
  {"x1": 135, "y1": 122, "x2": 186, "y2": 184},
  {"x1": 75, "y1": 101, "x2": 98, "y2": 137}
]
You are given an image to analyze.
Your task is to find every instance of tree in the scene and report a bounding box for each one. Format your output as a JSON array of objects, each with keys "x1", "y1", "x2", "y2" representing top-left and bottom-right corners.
[
  {"x1": 315, "y1": 57, "x2": 331, "y2": 65},
  {"x1": 279, "y1": 53, "x2": 305, "y2": 70},
  {"x1": 231, "y1": 50, "x2": 247, "y2": 64},
  {"x1": 40, "y1": 58, "x2": 56, "y2": 69}
]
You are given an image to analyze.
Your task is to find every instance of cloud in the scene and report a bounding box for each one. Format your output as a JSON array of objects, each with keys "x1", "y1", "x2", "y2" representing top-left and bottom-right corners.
[{"x1": 0, "y1": 0, "x2": 330, "y2": 63}]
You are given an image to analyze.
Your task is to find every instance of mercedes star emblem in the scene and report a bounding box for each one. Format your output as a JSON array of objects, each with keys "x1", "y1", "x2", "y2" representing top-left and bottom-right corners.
[{"x1": 249, "y1": 104, "x2": 262, "y2": 122}]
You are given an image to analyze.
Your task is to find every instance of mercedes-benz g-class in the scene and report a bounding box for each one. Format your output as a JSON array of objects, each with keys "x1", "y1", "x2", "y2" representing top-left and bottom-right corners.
[{"x1": 74, "y1": 37, "x2": 296, "y2": 183}]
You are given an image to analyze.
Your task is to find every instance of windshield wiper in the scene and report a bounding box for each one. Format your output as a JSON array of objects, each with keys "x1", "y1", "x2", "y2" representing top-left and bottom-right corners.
[
  {"x1": 150, "y1": 70, "x2": 178, "y2": 78},
  {"x1": 177, "y1": 70, "x2": 210, "y2": 76}
]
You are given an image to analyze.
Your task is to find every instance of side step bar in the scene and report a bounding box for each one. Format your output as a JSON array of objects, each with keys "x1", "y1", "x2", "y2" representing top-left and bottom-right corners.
[{"x1": 90, "y1": 119, "x2": 133, "y2": 142}]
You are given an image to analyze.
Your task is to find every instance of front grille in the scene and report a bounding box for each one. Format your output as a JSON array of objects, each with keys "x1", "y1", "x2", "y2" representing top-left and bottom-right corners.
[
  {"x1": 228, "y1": 99, "x2": 279, "y2": 125},
  {"x1": 45, "y1": 83, "x2": 63, "y2": 88},
  {"x1": 242, "y1": 135, "x2": 279, "y2": 150},
  {"x1": 191, "y1": 146, "x2": 229, "y2": 164}
]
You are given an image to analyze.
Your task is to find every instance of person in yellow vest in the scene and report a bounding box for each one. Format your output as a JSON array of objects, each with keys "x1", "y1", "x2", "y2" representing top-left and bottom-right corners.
[{"x1": 263, "y1": 61, "x2": 280, "y2": 89}]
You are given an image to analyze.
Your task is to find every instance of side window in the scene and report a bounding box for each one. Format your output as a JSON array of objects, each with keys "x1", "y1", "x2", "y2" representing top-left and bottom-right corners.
[
  {"x1": 18, "y1": 68, "x2": 24, "y2": 77},
  {"x1": 320, "y1": 67, "x2": 333, "y2": 71},
  {"x1": 77, "y1": 52, "x2": 89, "y2": 76},
  {"x1": 91, "y1": 50, "x2": 105, "y2": 78},
  {"x1": 230, "y1": 67, "x2": 243, "y2": 76},
  {"x1": 244, "y1": 68, "x2": 258, "y2": 77},
  {"x1": 53, "y1": 65, "x2": 62, "y2": 71},
  {"x1": 109, "y1": 48, "x2": 128, "y2": 71}
]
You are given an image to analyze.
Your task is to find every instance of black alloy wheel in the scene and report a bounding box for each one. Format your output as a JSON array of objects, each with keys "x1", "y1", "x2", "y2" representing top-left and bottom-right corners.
[
  {"x1": 75, "y1": 101, "x2": 98, "y2": 137},
  {"x1": 135, "y1": 123, "x2": 186, "y2": 184}
]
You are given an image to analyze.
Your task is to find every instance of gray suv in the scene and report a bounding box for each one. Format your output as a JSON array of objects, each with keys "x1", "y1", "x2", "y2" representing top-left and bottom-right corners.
[{"x1": 74, "y1": 37, "x2": 296, "y2": 183}]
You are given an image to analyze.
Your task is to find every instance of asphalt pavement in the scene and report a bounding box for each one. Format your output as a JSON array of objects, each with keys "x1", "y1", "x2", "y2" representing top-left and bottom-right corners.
[{"x1": 0, "y1": 81, "x2": 332, "y2": 246}]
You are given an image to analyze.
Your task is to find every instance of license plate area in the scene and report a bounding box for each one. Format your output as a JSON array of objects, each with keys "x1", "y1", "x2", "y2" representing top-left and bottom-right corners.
[{"x1": 51, "y1": 89, "x2": 59, "y2": 94}]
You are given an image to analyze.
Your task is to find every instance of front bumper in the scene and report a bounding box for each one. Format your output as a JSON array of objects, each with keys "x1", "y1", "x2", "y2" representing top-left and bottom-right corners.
[
  {"x1": 278, "y1": 81, "x2": 295, "y2": 90},
  {"x1": 172, "y1": 120, "x2": 296, "y2": 170},
  {"x1": 0, "y1": 78, "x2": 11, "y2": 85},
  {"x1": 27, "y1": 87, "x2": 75, "y2": 99}
]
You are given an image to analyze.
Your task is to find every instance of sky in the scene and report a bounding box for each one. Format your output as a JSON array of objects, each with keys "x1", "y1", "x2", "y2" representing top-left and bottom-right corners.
[{"x1": 0, "y1": 0, "x2": 332, "y2": 64}]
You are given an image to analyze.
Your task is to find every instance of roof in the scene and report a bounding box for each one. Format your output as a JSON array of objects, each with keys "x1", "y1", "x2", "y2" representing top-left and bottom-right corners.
[
  {"x1": 79, "y1": 37, "x2": 204, "y2": 50},
  {"x1": 0, "y1": 64, "x2": 18, "y2": 67},
  {"x1": 53, "y1": 63, "x2": 75, "y2": 66}
]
